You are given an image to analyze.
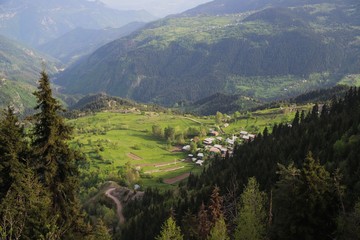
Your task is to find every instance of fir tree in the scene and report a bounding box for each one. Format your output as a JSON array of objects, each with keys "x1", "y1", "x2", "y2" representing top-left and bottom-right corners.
[
  {"x1": 235, "y1": 177, "x2": 267, "y2": 240},
  {"x1": 198, "y1": 202, "x2": 210, "y2": 240},
  {"x1": 208, "y1": 216, "x2": 229, "y2": 240},
  {"x1": 156, "y1": 216, "x2": 183, "y2": 240},
  {"x1": 0, "y1": 107, "x2": 52, "y2": 239},
  {"x1": 31, "y1": 71, "x2": 86, "y2": 238}
]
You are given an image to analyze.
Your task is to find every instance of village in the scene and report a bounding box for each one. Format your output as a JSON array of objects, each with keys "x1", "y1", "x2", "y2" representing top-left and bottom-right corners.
[{"x1": 181, "y1": 128, "x2": 256, "y2": 166}]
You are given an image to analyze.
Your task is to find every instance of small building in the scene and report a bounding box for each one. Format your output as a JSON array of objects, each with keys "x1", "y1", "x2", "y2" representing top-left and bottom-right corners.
[
  {"x1": 196, "y1": 160, "x2": 204, "y2": 166},
  {"x1": 209, "y1": 147, "x2": 221, "y2": 154},
  {"x1": 197, "y1": 153, "x2": 204, "y2": 159},
  {"x1": 214, "y1": 144, "x2": 223, "y2": 150},
  {"x1": 223, "y1": 123, "x2": 229, "y2": 128},
  {"x1": 216, "y1": 137, "x2": 223, "y2": 141},
  {"x1": 209, "y1": 130, "x2": 219, "y2": 136},
  {"x1": 134, "y1": 184, "x2": 141, "y2": 191},
  {"x1": 192, "y1": 158, "x2": 197, "y2": 162},
  {"x1": 240, "y1": 131, "x2": 248, "y2": 137},
  {"x1": 203, "y1": 137, "x2": 215, "y2": 145},
  {"x1": 182, "y1": 145, "x2": 191, "y2": 151}
]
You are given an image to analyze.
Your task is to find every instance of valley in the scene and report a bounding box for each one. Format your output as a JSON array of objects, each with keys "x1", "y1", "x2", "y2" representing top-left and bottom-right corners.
[{"x1": 0, "y1": 0, "x2": 360, "y2": 239}]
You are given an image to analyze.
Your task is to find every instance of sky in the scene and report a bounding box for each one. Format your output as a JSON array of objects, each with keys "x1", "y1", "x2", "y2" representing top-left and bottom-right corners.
[{"x1": 100, "y1": 0, "x2": 212, "y2": 17}]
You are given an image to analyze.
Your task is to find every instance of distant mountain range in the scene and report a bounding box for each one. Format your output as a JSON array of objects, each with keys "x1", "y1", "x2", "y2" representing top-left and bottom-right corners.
[
  {"x1": 0, "y1": 0, "x2": 155, "y2": 47},
  {"x1": 55, "y1": 0, "x2": 360, "y2": 106},
  {"x1": 38, "y1": 22, "x2": 146, "y2": 65},
  {"x1": 0, "y1": 34, "x2": 60, "y2": 112}
]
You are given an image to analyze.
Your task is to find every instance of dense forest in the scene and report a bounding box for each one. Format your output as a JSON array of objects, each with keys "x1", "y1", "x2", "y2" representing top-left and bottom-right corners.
[
  {"x1": 0, "y1": 72, "x2": 110, "y2": 239},
  {"x1": 1, "y1": 73, "x2": 359, "y2": 239},
  {"x1": 118, "y1": 87, "x2": 360, "y2": 240}
]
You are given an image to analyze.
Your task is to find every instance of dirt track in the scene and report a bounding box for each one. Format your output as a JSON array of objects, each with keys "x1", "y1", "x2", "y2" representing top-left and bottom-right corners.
[
  {"x1": 164, "y1": 172, "x2": 190, "y2": 184},
  {"x1": 105, "y1": 188, "x2": 125, "y2": 225}
]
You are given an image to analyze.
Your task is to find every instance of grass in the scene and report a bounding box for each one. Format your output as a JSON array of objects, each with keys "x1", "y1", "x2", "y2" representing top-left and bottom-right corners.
[
  {"x1": 70, "y1": 105, "x2": 313, "y2": 189},
  {"x1": 223, "y1": 104, "x2": 314, "y2": 134},
  {"x1": 225, "y1": 73, "x2": 337, "y2": 101},
  {"x1": 69, "y1": 112, "x2": 213, "y2": 188},
  {"x1": 338, "y1": 74, "x2": 360, "y2": 87}
]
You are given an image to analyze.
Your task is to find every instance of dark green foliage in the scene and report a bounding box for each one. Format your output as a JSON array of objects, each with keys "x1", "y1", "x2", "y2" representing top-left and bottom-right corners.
[
  {"x1": 31, "y1": 71, "x2": 87, "y2": 238},
  {"x1": 57, "y1": 1, "x2": 359, "y2": 107},
  {"x1": 120, "y1": 87, "x2": 360, "y2": 240}
]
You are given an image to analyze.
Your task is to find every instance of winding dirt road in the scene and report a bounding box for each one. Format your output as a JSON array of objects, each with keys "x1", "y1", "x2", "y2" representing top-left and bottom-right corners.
[{"x1": 105, "y1": 188, "x2": 125, "y2": 225}]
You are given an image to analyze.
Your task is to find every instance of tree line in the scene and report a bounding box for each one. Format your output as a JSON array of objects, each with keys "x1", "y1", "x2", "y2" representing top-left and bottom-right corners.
[
  {"x1": 0, "y1": 71, "x2": 110, "y2": 239},
  {"x1": 120, "y1": 87, "x2": 360, "y2": 239}
]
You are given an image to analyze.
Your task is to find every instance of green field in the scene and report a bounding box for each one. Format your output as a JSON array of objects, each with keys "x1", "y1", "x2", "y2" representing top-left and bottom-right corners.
[
  {"x1": 70, "y1": 105, "x2": 313, "y2": 189},
  {"x1": 69, "y1": 112, "x2": 214, "y2": 189},
  {"x1": 338, "y1": 74, "x2": 360, "y2": 87}
]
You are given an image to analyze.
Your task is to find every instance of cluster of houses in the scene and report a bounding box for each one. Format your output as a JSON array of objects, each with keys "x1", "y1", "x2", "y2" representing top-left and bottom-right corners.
[{"x1": 182, "y1": 129, "x2": 256, "y2": 166}]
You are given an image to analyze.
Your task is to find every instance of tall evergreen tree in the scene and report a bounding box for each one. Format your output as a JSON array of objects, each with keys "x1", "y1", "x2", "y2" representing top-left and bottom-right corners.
[
  {"x1": 0, "y1": 107, "x2": 52, "y2": 239},
  {"x1": 208, "y1": 216, "x2": 229, "y2": 240},
  {"x1": 208, "y1": 186, "x2": 223, "y2": 227},
  {"x1": 272, "y1": 153, "x2": 338, "y2": 240},
  {"x1": 31, "y1": 71, "x2": 86, "y2": 238},
  {"x1": 198, "y1": 202, "x2": 210, "y2": 240},
  {"x1": 156, "y1": 216, "x2": 183, "y2": 240},
  {"x1": 235, "y1": 177, "x2": 267, "y2": 240}
]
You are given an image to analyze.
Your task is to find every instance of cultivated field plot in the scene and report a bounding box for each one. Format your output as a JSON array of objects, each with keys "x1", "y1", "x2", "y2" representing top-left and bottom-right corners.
[{"x1": 68, "y1": 112, "x2": 212, "y2": 187}]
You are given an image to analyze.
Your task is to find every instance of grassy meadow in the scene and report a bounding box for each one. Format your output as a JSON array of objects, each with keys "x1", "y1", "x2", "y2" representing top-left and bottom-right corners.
[{"x1": 69, "y1": 104, "x2": 313, "y2": 189}]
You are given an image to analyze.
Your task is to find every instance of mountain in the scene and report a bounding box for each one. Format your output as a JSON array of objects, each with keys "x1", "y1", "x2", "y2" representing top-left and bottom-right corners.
[
  {"x1": 55, "y1": 0, "x2": 360, "y2": 106},
  {"x1": 0, "y1": 34, "x2": 60, "y2": 112},
  {"x1": 38, "y1": 22, "x2": 146, "y2": 65},
  {"x1": 0, "y1": 0, "x2": 155, "y2": 47},
  {"x1": 183, "y1": 0, "x2": 359, "y2": 16}
]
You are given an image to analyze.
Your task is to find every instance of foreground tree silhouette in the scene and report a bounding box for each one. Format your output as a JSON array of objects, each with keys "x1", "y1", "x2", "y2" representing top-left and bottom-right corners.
[{"x1": 31, "y1": 71, "x2": 86, "y2": 238}]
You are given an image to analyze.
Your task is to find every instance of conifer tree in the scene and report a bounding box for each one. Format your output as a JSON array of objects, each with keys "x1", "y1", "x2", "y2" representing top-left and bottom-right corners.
[
  {"x1": 208, "y1": 186, "x2": 223, "y2": 227},
  {"x1": 0, "y1": 107, "x2": 52, "y2": 239},
  {"x1": 31, "y1": 71, "x2": 86, "y2": 238},
  {"x1": 198, "y1": 202, "x2": 210, "y2": 240},
  {"x1": 156, "y1": 216, "x2": 183, "y2": 240},
  {"x1": 208, "y1": 216, "x2": 229, "y2": 240},
  {"x1": 235, "y1": 177, "x2": 267, "y2": 240}
]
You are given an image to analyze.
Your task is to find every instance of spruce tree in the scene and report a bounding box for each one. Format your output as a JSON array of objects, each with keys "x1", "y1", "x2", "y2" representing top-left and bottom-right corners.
[
  {"x1": 235, "y1": 177, "x2": 267, "y2": 240},
  {"x1": 31, "y1": 71, "x2": 86, "y2": 238},
  {"x1": 208, "y1": 216, "x2": 229, "y2": 240},
  {"x1": 0, "y1": 107, "x2": 52, "y2": 239},
  {"x1": 156, "y1": 216, "x2": 183, "y2": 240},
  {"x1": 198, "y1": 202, "x2": 210, "y2": 240}
]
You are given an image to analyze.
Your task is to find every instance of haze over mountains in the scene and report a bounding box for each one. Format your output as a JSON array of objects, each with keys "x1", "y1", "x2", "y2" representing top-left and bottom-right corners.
[
  {"x1": 56, "y1": 0, "x2": 360, "y2": 107},
  {"x1": 0, "y1": 0, "x2": 155, "y2": 47}
]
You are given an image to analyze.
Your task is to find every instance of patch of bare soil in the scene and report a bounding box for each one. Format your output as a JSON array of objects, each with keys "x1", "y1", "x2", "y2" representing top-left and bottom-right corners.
[
  {"x1": 127, "y1": 152, "x2": 143, "y2": 160},
  {"x1": 164, "y1": 172, "x2": 191, "y2": 184}
]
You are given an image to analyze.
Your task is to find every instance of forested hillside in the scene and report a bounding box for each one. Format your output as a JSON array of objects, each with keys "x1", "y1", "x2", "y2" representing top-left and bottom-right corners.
[
  {"x1": 56, "y1": 0, "x2": 360, "y2": 107},
  {"x1": 0, "y1": 72, "x2": 105, "y2": 239},
  {"x1": 0, "y1": 35, "x2": 60, "y2": 112},
  {"x1": 118, "y1": 87, "x2": 360, "y2": 240}
]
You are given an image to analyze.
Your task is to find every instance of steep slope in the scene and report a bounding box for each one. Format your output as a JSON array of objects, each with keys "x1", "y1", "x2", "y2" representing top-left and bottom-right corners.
[
  {"x1": 0, "y1": 0, "x2": 155, "y2": 47},
  {"x1": 0, "y1": 34, "x2": 60, "y2": 112},
  {"x1": 38, "y1": 22, "x2": 146, "y2": 65},
  {"x1": 56, "y1": 0, "x2": 360, "y2": 106}
]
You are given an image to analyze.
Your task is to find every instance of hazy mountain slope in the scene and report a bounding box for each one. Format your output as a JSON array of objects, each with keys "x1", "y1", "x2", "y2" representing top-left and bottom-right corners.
[
  {"x1": 0, "y1": 34, "x2": 60, "y2": 112},
  {"x1": 183, "y1": 0, "x2": 357, "y2": 15},
  {"x1": 0, "y1": 0, "x2": 155, "y2": 47},
  {"x1": 39, "y1": 22, "x2": 146, "y2": 64},
  {"x1": 56, "y1": 0, "x2": 360, "y2": 106}
]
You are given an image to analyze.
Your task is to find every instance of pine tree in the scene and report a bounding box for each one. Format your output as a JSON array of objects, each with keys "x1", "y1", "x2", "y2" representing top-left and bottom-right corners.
[
  {"x1": 31, "y1": 71, "x2": 86, "y2": 238},
  {"x1": 0, "y1": 107, "x2": 52, "y2": 239},
  {"x1": 208, "y1": 186, "x2": 223, "y2": 227},
  {"x1": 235, "y1": 177, "x2": 267, "y2": 240},
  {"x1": 156, "y1": 216, "x2": 183, "y2": 240},
  {"x1": 208, "y1": 216, "x2": 229, "y2": 240},
  {"x1": 0, "y1": 107, "x2": 27, "y2": 201},
  {"x1": 198, "y1": 202, "x2": 210, "y2": 240}
]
